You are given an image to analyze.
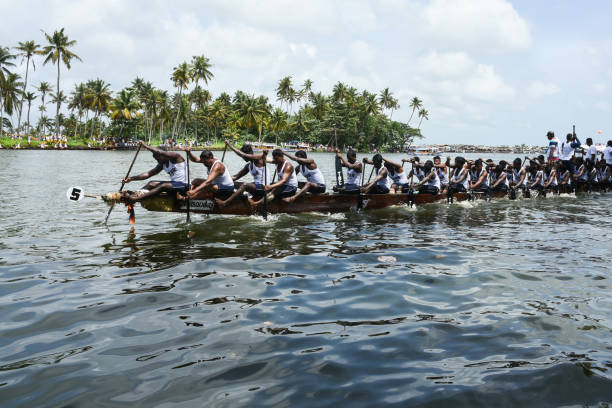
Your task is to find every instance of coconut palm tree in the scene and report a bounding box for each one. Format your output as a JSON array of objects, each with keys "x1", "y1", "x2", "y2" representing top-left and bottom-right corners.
[
  {"x1": 170, "y1": 62, "x2": 190, "y2": 139},
  {"x1": 88, "y1": 79, "x2": 111, "y2": 138},
  {"x1": 69, "y1": 83, "x2": 87, "y2": 137},
  {"x1": 110, "y1": 88, "x2": 140, "y2": 137},
  {"x1": 41, "y1": 28, "x2": 82, "y2": 137},
  {"x1": 268, "y1": 108, "x2": 288, "y2": 145},
  {"x1": 23, "y1": 91, "x2": 36, "y2": 136},
  {"x1": 1, "y1": 73, "x2": 24, "y2": 134},
  {"x1": 190, "y1": 55, "x2": 214, "y2": 90},
  {"x1": 276, "y1": 76, "x2": 292, "y2": 112},
  {"x1": 417, "y1": 108, "x2": 429, "y2": 129},
  {"x1": 309, "y1": 92, "x2": 329, "y2": 121},
  {"x1": 378, "y1": 88, "x2": 399, "y2": 119},
  {"x1": 0, "y1": 46, "x2": 16, "y2": 136},
  {"x1": 408, "y1": 97, "x2": 422, "y2": 125},
  {"x1": 14, "y1": 40, "x2": 41, "y2": 134},
  {"x1": 37, "y1": 81, "x2": 52, "y2": 135},
  {"x1": 332, "y1": 82, "x2": 348, "y2": 103}
]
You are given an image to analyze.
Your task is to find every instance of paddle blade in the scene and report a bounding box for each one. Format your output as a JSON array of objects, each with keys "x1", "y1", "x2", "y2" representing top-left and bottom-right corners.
[{"x1": 127, "y1": 204, "x2": 135, "y2": 225}]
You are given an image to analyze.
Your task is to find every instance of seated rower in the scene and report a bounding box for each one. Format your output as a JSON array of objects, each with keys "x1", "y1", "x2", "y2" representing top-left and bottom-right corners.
[
  {"x1": 122, "y1": 141, "x2": 188, "y2": 203},
  {"x1": 215, "y1": 140, "x2": 268, "y2": 208},
  {"x1": 413, "y1": 160, "x2": 440, "y2": 195},
  {"x1": 447, "y1": 156, "x2": 470, "y2": 196},
  {"x1": 468, "y1": 159, "x2": 489, "y2": 193},
  {"x1": 361, "y1": 154, "x2": 390, "y2": 194},
  {"x1": 404, "y1": 157, "x2": 425, "y2": 185},
  {"x1": 510, "y1": 158, "x2": 528, "y2": 194},
  {"x1": 572, "y1": 157, "x2": 587, "y2": 190},
  {"x1": 334, "y1": 149, "x2": 362, "y2": 194},
  {"x1": 489, "y1": 164, "x2": 509, "y2": 192},
  {"x1": 543, "y1": 163, "x2": 558, "y2": 194},
  {"x1": 433, "y1": 156, "x2": 450, "y2": 194},
  {"x1": 382, "y1": 157, "x2": 410, "y2": 193},
  {"x1": 248, "y1": 148, "x2": 298, "y2": 204},
  {"x1": 597, "y1": 160, "x2": 610, "y2": 189},
  {"x1": 282, "y1": 150, "x2": 326, "y2": 203},
  {"x1": 585, "y1": 159, "x2": 598, "y2": 188},
  {"x1": 527, "y1": 164, "x2": 545, "y2": 194},
  {"x1": 558, "y1": 162, "x2": 573, "y2": 193},
  {"x1": 185, "y1": 149, "x2": 235, "y2": 200}
]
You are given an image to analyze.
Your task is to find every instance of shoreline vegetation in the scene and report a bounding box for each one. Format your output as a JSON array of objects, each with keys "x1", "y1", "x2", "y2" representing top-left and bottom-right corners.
[{"x1": 1, "y1": 28, "x2": 430, "y2": 154}]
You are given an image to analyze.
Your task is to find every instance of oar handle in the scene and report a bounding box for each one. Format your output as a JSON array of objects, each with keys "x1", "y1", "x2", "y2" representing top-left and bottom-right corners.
[
  {"x1": 186, "y1": 150, "x2": 191, "y2": 222},
  {"x1": 221, "y1": 144, "x2": 228, "y2": 162},
  {"x1": 119, "y1": 144, "x2": 142, "y2": 192}
]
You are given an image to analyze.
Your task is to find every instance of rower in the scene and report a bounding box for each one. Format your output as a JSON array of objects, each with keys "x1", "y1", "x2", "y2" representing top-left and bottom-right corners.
[
  {"x1": 382, "y1": 157, "x2": 410, "y2": 193},
  {"x1": 250, "y1": 148, "x2": 298, "y2": 206},
  {"x1": 447, "y1": 156, "x2": 470, "y2": 197},
  {"x1": 572, "y1": 157, "x2": 588, "y2": 190},
  {"x1": 215, "y1": 140, "x2": 268, "y2": 208},
  {"x1": 560, "y1": 133, "x2": 581, "y2": 173},
  {"x1": 546, "y1": 130, "x2": 560, "y2": 164},
  {"x1": 121, "y1": 141, "x2": 187, "y2": 203},
  {"x1": 361, "y1": 154, "x2": 390, "y2": 194},
  {"x1": 585, "y1": 159, "x2": 598, "y2": 189},
  {"x1": 468, "y1": 159, "x2": 489, "y2": 193},
  {"x1": 597, "y1": 160, "x2": 610, "y2": 189},
  {"x1": 527, "y1": 164, "x2": 545, "y2": 194},
  {"x1": 433, "y1": 156, "x2": 449, "y2": 194},
  {"x1": 510, "y1": 158, "x2": 528, "y2": 194},
  {"x1": 282, "y1": 150, "x2": 326, "y2": 203},
  {"x1": 489, "y1": 163, "x2": 509, "y2": 192},
  {"x1": 543, "y1": 163, "x2": 558, "y2": 194},
  {"x1": 186, "y1": 149, "x2": 235, "y2": 200},
  {"x1": 558, "y1": 162, "x2": 573, "y2": 193},
  {"x1": 404, "y1": 157, "x2": 425, "y2": 185},
  {"x1": 413, "y1": 160, "x2": 440, "y2": 195},
  {"x1": 603, "y1": 140, "x2": 612, "y2": 170},
  {"x1": 334, "y1": 149, "x2": 362, "y2": 194},
  {"x1": 585, "y1": 138, "x2": 597, "y2": 163}
]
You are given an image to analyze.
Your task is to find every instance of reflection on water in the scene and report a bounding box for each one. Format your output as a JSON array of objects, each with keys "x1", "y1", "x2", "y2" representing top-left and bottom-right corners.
[{"x1": 0, "y1": 151, "x2": 611, "y2": 407}]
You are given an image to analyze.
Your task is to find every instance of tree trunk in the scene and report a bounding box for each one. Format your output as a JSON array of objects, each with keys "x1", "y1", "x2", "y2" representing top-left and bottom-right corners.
[
  {"x1": 26, "y1": 101, "x2": 32, "y2": 136},
  {"x1": 0, "y1": 94, "x2": 4, "y2": 137},
  {"x1": 171, "y1": 87, "x2": 182, "y2": 139},
  {"x1": 38, "y1": 95, "x2": 44, "y2": 136},
  {"x1": 55, "y1": 61, "x2": 60, "y2": 138},
  {"x1": 408, "y1": 108, "x2": 416, "y2": 125},
  {"x1": 17, "y1": 55, "x2": 31, "y2": 135},
  {"x1": 89, "y1": 111, "x2": 97, "y2": 139}
]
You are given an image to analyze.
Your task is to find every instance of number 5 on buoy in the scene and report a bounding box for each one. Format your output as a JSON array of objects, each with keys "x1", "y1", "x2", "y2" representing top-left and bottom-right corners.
[{"x1": 66, "y1": 186, "x2": 84, "y2": 202}]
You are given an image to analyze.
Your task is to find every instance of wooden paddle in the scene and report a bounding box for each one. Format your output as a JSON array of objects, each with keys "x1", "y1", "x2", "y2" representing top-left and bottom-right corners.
[
  {"x1": 104, "y1": 143, "x2": 142, "y2": 224},
  {"x1": 221, "y1": 143, "x2": 228, "y2": 162},
  {"x1": 262, "y1": 150, "x2": 268, "y2": 220}
]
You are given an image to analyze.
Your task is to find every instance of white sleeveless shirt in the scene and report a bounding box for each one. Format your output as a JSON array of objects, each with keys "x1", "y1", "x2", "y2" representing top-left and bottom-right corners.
[
  {"x1": 298, "y1": 164, "x2": 325, "y2": 185},
  {"x1": 490, "y1": 171, "x2": 509, "y2": 188},
  {"x1": 207, "y1": 160, "x2": 234, "y2": 189},
  {"x1": 163, "y1": 160, "x2": 187, "y2": 184},
  {"x1": 451, "y1": 168, "x2": 469, "y2": 189},
  {"x1": 249, "y1": 162, "x2": 269, "y2": 185},
  {"x1": 388, "y1": 168, "x2": 409, "y2": 185},
  {"x1": 277, "y1": 160, "x2": 298, "y2": 189},
  {"x1": 470, "y1": 168, "x2": 489, "y2": 188},
  {"x1": 436, "y1": 167, "x2": 449, "y2": 185},
  {"x1": 424, "y1": 170, "x2": 440, "y2": 189},
  {"x1": 375, "y1": 167, "x2": 391, "y2": 189},
  {"x1": 347, "y1": 167, "x2": 361, "y2": 186},
  {"x1": 560, "y1": 141, "x2": 575, "y2": 160}
]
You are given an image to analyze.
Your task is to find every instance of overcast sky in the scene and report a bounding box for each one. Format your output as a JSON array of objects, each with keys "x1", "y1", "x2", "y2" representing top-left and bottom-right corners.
[{"x1": 1, "y1": 0, "x2": 611, "y2": 145}]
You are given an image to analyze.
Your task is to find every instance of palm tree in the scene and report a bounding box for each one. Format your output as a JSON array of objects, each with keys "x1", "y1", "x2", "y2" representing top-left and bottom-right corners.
[
  {"x1": 14, "y1": 40, "x2": 41, "y2": 134},
  {"x1": 309, "y1": 92, "x2": 329, "y2": 120},
  {"x1": 110, "y1": 88, "x2": 140, "y2": 137},
  {"x1": 332, "y1": 82, "x2": 348, "y2": 103},
  {"x1": 0, "y1": 46, "x2": 16, "y2": 136},
  {"x1": 87, "y1": 79, "x2": 112, "y2": 138},
  {"x1": 1, "y1": 73, "x2": 24, "y2": 134},
  {"x1": 408, "y1": 97, "x2": 422, "y2": 125},
  {"x1": 170, "y1": 62, "x2": 190, "y2": 139},
  {"x1": 268, "y1": 108, "x2": 288, "y2": 145},
  {"x1": 37, "y1": 81, "x2": 52, "y2": 135},
  {"x1": 378, "y1": 88, "x2": 399, "y2": 119},
  {"x1": 49, "y1": 90, "x2": 66, "y2": 129},
  {"x1": 41, "y1": 28, "x2": 82, "y2": 137},
  {"x1": 276, "y1": 76, "x2": 292, "y2": 112},
  {"x1": 23, "y1": 91, "x2": 36, "y2": 136},
  {"x1": 190, "y1": 55, "x2": 214, "y2": 90},
  {"x1": 69, "y1": 83, "x2": 87, "y2": 137},
  {"x1": 417, "y1": 108, "x2": 429, "y2": 129}
]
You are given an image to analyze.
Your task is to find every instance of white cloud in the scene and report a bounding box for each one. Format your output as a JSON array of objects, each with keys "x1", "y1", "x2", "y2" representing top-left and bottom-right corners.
[
  {"x1": 527, "y1": 81, "x2": 561, "y2": 98},
  {"x1": 422, "y1": 0, "x2": 531, "y2": 52}
]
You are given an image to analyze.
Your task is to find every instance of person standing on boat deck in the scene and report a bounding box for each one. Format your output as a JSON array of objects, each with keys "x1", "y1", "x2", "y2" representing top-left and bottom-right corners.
[
  {"x1": 603, "y1": 140, "x2": 612, "y2": 169},
  {"x1": 334, "y1": 149, "x2": 362, "y2": 194},
  {"x1": 382, "y1": 157, "x2": 410, "y2": 193},
  {"x1": 185, "y1": 149, "x2": 235, "y2": 200},
  {"x1": 546, "y1": 131, "x2": 560, "y2": 164},
  {"x1": 282, "y1": 150, "x2": 326, "y2": 203},
  {"x1": 361, "y1": 154, "x2": 390, "y2": 194},
  {"x1": 468, "y1": 159, "x2": 489, "y2": 192},
  {"x1": 413, "y1": 160, "x2": 441, "y2": 195},
  {"x1": 585, "y1": 138, "x2": 597, "y2": 163},
  {"x1": 121, "y1": 141, "x2": 187, "y2": 203},
  {"x1": 560, "y1": 133, "x2": 581, "y2": 173},
  {"x1": 215, "y1": 141, "x2": 268, "y2": 208}
]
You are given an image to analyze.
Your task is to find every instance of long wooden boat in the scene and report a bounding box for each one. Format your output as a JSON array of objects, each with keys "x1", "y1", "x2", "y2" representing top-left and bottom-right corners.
[{"x1": 118, "y1": 184, "x2": 606, "y2": 216}]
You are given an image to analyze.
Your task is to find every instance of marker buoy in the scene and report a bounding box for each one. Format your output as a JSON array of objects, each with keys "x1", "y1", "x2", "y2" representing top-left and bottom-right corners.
[{"x1": 66, "y1": 186, "x2": 84, "y2": 202}]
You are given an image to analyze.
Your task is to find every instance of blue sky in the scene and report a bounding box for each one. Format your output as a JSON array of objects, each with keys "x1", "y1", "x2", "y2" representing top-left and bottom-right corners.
[{"x1": 1, "y1": 0, "x2": 611, "y2": 146}]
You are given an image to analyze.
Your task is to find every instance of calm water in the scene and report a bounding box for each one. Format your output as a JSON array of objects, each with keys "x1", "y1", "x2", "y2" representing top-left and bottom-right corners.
[{"x1": 0, "y1": 150, "x2": 611, "y2": 408}]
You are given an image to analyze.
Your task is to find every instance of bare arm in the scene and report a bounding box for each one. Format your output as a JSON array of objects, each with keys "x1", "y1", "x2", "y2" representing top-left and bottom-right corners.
[
  {"x1": 267, "y1": 162, "x2": 293, "y2": 190},
  {"x1": 362, "y1": 167, "x2": 387, "y2": 192},
  {"x1": 416, "y1": 171, "x2": 434, "y2": 187},
  {"x1": 125, "y1": 164, "x2": 162, "y2": 182},
  {"x1": 492, "y1": 172, "x2": 506, "y2": 188},
  {"x1": 336, "y1": 152, "x2": 362, "y2": 171},
  {"x1": 362, "y1": 158, "x2": 374, "y2": 165},
  {"x1": 283, "y1": 151, "x2": 314, "y2": 165},
  {"x1": 186, "y1": 149, "x2": 201, "y2": 163},
  {"x1": 471, "y1": 169, "x2": 488, "y2": 189},
  {"x1": 530, "y1": 173, "x2": 542, "y2": 188},
  {"x1": 232, "y1": 164, "x2": 250, "y2": 181},
  {"x1": 544, "y1": 171, "x2": 556, "y2": 188},
  {"x1": 382, "y1": 157, "x2": 403, "y2": 169},
  {"x1": 140, "y1": 141, "x2": 183, "y2": 162},
  {"x1": 226, "y1": 140, "x2": 265, "y2": 161},
  {"x1": 190, "y1": 163, "x2": 224, "y2": 194}
]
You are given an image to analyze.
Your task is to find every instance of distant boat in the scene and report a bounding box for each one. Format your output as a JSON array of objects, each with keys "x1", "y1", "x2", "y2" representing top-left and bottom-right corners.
[
  {"x1": 252, "y1": 142, "x2": 278, "y2": 152},
  {"x1": 282, "y1": 142, "x2": 310, "y2": 152}
]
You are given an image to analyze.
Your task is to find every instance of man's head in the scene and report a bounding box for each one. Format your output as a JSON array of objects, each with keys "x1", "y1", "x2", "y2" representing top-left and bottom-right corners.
[
  {"x1": 566, "y1": 133, "x2": 573, "y2": 142},
  {"x1": 272, "y1": 148, "x2": 284, "y2": 164},
  {"x1": 608, "y1": 140, "x2": 612, "y2": 147},
  {"x1": 199, "y1": 150, "x2": 215, "y2": 167},
  {"x1": 586, "y1": 138, "x2": 593, "y2": 146},
  {"x1": 347, "y1": 149, "x2": 357, "y2": 163},
  {"x1": 513, "y1": 158, "x2": 522, "y2": 169},
  {"x1": 433, "y1": 155, "x2": 441, "y2": 165},
  {"x1": 423, "y1": 160, "x2": 434, "y2": 174},
  {"x1": 372, "y1": 153, "x2": 383, "y2": 168},
  {"x1": 454, "y1": 156, "x2": 466, "y2": 169},
  {"x1": 547, "y1": 131, "x2": 555, "y2": 140},
  {"x1": 473, "y1": 159, "x2": 483, "y2": 171},
  {"x1": 295, "y1": 150, "x2": 307, "y2": 159},
  {"x1": 240, "y1": 144, "x2": 254, "y2": 162}
]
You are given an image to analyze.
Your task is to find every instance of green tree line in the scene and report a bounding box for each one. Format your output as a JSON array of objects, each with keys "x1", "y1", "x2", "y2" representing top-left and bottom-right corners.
[{"x1": 1, "y1": 28, "x2": 430, "y2": 150}]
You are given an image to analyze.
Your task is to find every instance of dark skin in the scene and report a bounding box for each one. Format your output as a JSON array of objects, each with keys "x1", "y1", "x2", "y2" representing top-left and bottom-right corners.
[
  {"x1": 544, "y1": 167, "x2": 557, "y2": 188},
  {"x1": 282, "y1": 151, "x2": 321, "y2": 203},
  {"x1": 467, "y1": 162, "x2": 488, "y2": 190},
  {"x1": 361, "y1": 158, "x2": 388, "y2": 193},
  {"x1": 528, "y1": 169, "x2": 543, "y2": 189},
  {"x1": 510, "y1": 162, "x2": 527, "y2": 190},
  {"x1": 122, "y1": 141, "x2": 185, "y2": 203},
  {"x1": 333, "y1": 149, "x2": 362, "y2": 192},
  {"x1": 216, "y1": 140, "x2": 268, "y2": 208},
  {"x1": 490, "y1": 170, "x2": 508, "y2": 189},
  {"x1": 380, "y1": 157, "x2": 405, "y2": 193},
  {"x1": 184, "y1": 149, "x2": 227, "y2": 199},
  {"x1": 249, "y1": 155, "x2": 295, "y2": 207}
]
